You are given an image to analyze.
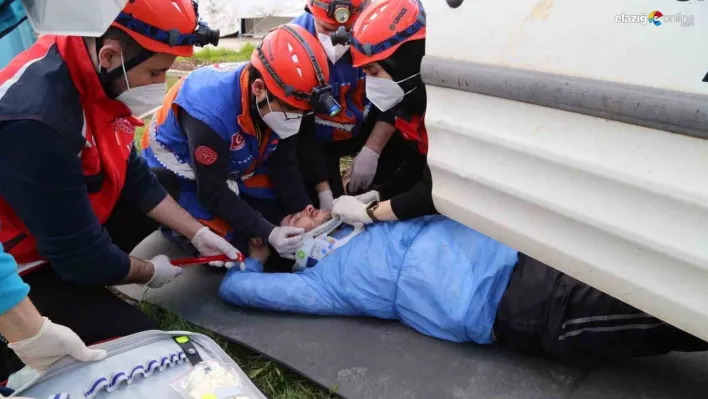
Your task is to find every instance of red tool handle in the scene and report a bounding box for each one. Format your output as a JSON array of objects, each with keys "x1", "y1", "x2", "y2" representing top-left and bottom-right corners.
[{"x1": 172, "y1": 253, "x2": 245, "y2": 267}]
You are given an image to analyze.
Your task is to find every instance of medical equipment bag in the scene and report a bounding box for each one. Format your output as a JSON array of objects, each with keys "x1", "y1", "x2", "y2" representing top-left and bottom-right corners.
[{"x1": 9, "y1": 330, "x2": 266, "y2": 399}]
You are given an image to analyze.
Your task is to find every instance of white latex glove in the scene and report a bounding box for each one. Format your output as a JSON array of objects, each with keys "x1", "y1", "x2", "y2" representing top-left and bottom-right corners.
[
  {"x1": 318, "y1": 189, "x2": 335, "y2": 211},
  {"x1": 191, "y1": 226, "x2": 244, "y2": 269},
  {"x1": 355, "y1": 190, "x2": 380, "y2": 204},
  {"x1": 8, "y1": 317, "x2": 107, "y2": 372},
  {"x1": 332, "y1": 195, "x2": 373, "y2": 225},
  {"x1": 268, "y1": 226, "x2": 305, "y2": 256},
  {"x1": 348, "y1": 146, "x2": 379, "y2": 193},
  {"x1": 147, "y1": 254, "x2": 183, "y2": 288}
]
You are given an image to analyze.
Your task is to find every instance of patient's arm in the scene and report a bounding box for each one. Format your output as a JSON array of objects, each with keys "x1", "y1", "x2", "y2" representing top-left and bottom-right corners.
[
  {"x1": 219, "y1": 266, "x2": 359, "y2": 316},
  {"x1": 219, "y1": 227, "x2": 400, "y2": 319},
  {"x1": 248, "y1": 238, "x2": 270, "y2": 265},
  {"x1": 242, "y1": 258, "x2": 264, "y2": 273}
]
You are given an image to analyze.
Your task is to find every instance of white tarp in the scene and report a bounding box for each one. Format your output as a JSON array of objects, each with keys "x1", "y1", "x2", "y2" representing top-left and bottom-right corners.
[
  {"x1": 233, "y1": 0, "x2": 306, "y2": 19},
  {"x1": 197, "y1": 0, "x2": 306, "y2": 37},
  {"x1": 197, "y1": 0, "x2": 241, "y2": 36}
]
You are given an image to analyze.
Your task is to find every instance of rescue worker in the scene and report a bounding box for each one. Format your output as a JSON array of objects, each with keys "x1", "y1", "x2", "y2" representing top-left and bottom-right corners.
[
  {"x1": 142, "y1": 24, "x2": 337, "y2": 261},
  {"x1": 331, "y1": 0, "x2": 435, "y2": 224},
  {"x1": 292, "y1": 0, "x2": 404, "y2": 209},
  {"x1": 0, "y1": 0, "x2": 239, "y2": 380}
]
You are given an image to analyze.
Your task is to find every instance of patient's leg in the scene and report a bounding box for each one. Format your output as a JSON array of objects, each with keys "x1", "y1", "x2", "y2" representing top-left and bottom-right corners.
[{"x1": 495, "y1": 255, "x2": 708, "y2": 358}]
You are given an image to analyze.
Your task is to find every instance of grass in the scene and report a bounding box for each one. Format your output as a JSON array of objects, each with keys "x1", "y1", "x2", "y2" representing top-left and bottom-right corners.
[
  {"x1": 181, "y1": 43, "x2": 256, "y2": 64},
  {"x1": 140, "y1": 302, "x2": 337, "y2": 399}
]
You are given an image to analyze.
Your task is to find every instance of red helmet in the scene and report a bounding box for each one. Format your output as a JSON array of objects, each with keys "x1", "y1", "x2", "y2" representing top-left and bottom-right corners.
[
  {"x1": 307, "y1": 0, "x2": 369, "y2": 28},
  {"x1": 349, "y1": 0, "x2": 426, "y2": 68},
  {"x1": 111, "y1": 0, "x2": 219, "y2": 57},
  {"x1": 252, "y1": 24, "x2": 341, "y2": 115}
]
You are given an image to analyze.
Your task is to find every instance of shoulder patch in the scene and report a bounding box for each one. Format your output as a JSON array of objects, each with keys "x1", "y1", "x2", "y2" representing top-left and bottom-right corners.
[
  {"x1": 194, "y1": 146, "x2": 219, "y2": 165},
  {"x1": 230, "y1": 133, "x2": 245, "y2": 150},
  {"x1": 114, "y1": 118, "x2": 136, "y2": 135}
]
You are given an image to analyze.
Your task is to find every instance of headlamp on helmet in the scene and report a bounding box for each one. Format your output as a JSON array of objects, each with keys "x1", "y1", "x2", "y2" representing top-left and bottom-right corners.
[
  {"x1": 329, "y1": 26, "x2": 352, "y2": 46},
  {"x1": 309, "y1": 0, "x2": 365, "y2": 25},
  {"x1": 256, "y1": 25, "x2": 342, "y2": 116},
  {"x1": 312, "y1": 86, "x2": 342, "y2": 117},
  {"x1": 191, "y1": 0, "x2": 220, "y2": 47},
  {"x1": 194, "y1": 20, "x2": 219, "y2": 47},
  {"x1": 115, "y1": 0, "x2": 220, "y2": 50}
]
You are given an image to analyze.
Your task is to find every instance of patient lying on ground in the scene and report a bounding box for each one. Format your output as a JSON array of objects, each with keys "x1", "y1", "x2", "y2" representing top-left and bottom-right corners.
[
  {"x1": 220, "y1": 208, "x2": 707, "y2": 359},
  {"x1": 279, "y1": 205, "x2": 332, "y2": 232}
]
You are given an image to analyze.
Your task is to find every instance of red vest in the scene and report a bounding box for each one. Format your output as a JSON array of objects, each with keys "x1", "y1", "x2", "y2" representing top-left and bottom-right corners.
[
  {"x1": 0, "y1": 36, "x2": 140, "y2": 272},
  {"x1": 395, "y1": 113, "x2": 428, "y2": 155}
]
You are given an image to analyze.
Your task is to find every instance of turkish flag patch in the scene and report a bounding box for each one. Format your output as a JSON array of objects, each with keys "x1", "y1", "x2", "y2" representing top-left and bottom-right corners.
[
  {"x1": 194, "y1": 146, "x2": 218, "y2": 165},
  {"x1": 230, "y1": 133, "x2": 245, "y2": 150}
]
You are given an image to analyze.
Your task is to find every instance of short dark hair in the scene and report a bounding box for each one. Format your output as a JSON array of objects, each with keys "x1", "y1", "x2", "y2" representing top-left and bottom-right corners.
[
  {"x1": 248, "y1": 63, "x2": 263, "y2": 84},
  {"x1": 100, "y1": 27, "x2": 143, "y2": 59},
  {"x1": 247, "y1": 63, "x2": 264, "y2": 98}
]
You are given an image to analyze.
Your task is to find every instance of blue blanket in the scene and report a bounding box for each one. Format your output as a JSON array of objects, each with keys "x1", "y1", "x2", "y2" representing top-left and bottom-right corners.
[{"x1": 219, "y1": 216, "x2": 519, "y2": 344}]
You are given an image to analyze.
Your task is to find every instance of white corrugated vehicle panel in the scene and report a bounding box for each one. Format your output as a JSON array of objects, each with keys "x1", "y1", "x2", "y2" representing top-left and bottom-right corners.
[
  {"x1": 424, "y1": 0, "x2": 706, "y2": 94},
  {"x1": 423, "y1": 0, "x2": 708, "y2": 341}
]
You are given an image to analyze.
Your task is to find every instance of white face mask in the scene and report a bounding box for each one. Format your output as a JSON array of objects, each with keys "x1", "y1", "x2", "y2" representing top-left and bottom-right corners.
[
  {"x1": 113, "y1": 53, "x2": 166, "y2": 119},
  {"x1": 365, "y1": 73, "x2": 420, "y2": 112},
  {"x1": 258, "y1": 94, "x2": 303, "y2": 139},
  {"x1": 22, "y1": 0, "x2": 128, "y2": 36},
  {"x1": 317, "y1": 32, "x2": 350, "y2": 64}
]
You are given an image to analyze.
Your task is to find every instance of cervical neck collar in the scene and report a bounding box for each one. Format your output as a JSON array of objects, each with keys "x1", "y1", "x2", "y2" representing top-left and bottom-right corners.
[{"x1": 292, "y1": 217, "x2": 365, "y2": 272}]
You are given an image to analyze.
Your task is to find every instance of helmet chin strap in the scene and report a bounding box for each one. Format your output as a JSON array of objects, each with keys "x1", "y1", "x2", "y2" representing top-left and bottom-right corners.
[
  {"x1": 254, "y1": 90, "x2": 271, "y2": 111},
  {"x1": 95, "y1": 37, "x2": 155, "y2": 95}
]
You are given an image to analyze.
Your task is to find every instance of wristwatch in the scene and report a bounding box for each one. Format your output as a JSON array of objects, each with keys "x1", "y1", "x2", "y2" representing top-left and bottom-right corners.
[{"x1": 366, "y1": 201, "x2": 380, "y2": 222}]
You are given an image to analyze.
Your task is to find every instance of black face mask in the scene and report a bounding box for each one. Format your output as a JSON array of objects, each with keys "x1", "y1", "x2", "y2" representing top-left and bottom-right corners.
[{"x1": 94, "y1": 36, "x2": 156, "y2": 98}]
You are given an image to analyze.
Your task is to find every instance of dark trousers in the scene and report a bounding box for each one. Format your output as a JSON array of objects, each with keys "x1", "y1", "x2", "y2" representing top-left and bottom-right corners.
[
  {"x1": 0, "y1": 200, "x2": 161, "y2": 381},
  {"x1": 494, "y1": 255, "x2": 708, "y2": 359}
]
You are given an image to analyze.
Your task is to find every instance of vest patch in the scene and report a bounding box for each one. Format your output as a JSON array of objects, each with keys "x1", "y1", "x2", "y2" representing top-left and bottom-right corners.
[
  {"x1": 194, "y1": 146, "x2": 219, "y2": 165},
  {"x1": 115, "y1": 117, "x2": 136, "y2": 135},
  {"x1": 230, "y1": 133, "x2": 245, "y2": 150}
]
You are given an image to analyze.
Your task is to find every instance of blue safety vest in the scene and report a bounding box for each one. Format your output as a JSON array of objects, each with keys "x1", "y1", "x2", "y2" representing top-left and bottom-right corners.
[
  {"x1": 143, "y1": 62, "x2": 280, "y2": 235},
  {"x1": 291, "y1": 13, "x2": 370, "y2": 142}
]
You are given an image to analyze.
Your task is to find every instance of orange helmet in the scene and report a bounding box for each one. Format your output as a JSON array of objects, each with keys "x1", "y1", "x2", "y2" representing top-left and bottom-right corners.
[
  {"x1": 349, "y1": 0, "x2": 426, "y2": 68},
  {"x1": 307, "y1": 0, "x2": 369, "y2": 28},
  {"x1": 111, "y1": 0, "x2": 219, "y2": 57},
  {"x1": 252, "y1": 24, "x2": 341, "y2": 115}
]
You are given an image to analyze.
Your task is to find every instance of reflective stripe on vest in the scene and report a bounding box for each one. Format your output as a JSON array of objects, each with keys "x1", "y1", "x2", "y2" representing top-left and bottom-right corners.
[{"x1": 147, "y1": 118, "x2": 252, "y2": 196}]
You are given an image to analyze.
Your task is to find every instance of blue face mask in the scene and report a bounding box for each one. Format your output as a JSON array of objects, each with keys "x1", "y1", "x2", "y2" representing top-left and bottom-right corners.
[{"x1": 0, "y1": 0, "x2": 28, "y2": 40}]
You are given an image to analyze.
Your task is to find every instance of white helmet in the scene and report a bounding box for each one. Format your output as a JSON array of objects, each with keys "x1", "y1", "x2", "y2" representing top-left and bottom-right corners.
[{"x1": 21, "y1": 0, "x2": 128, "y2": 36}]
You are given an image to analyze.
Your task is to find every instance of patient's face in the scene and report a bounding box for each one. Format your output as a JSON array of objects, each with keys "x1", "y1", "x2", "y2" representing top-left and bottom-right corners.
[{"x1": 281, "y1": 205, "x2": 332, "y2": 232}]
